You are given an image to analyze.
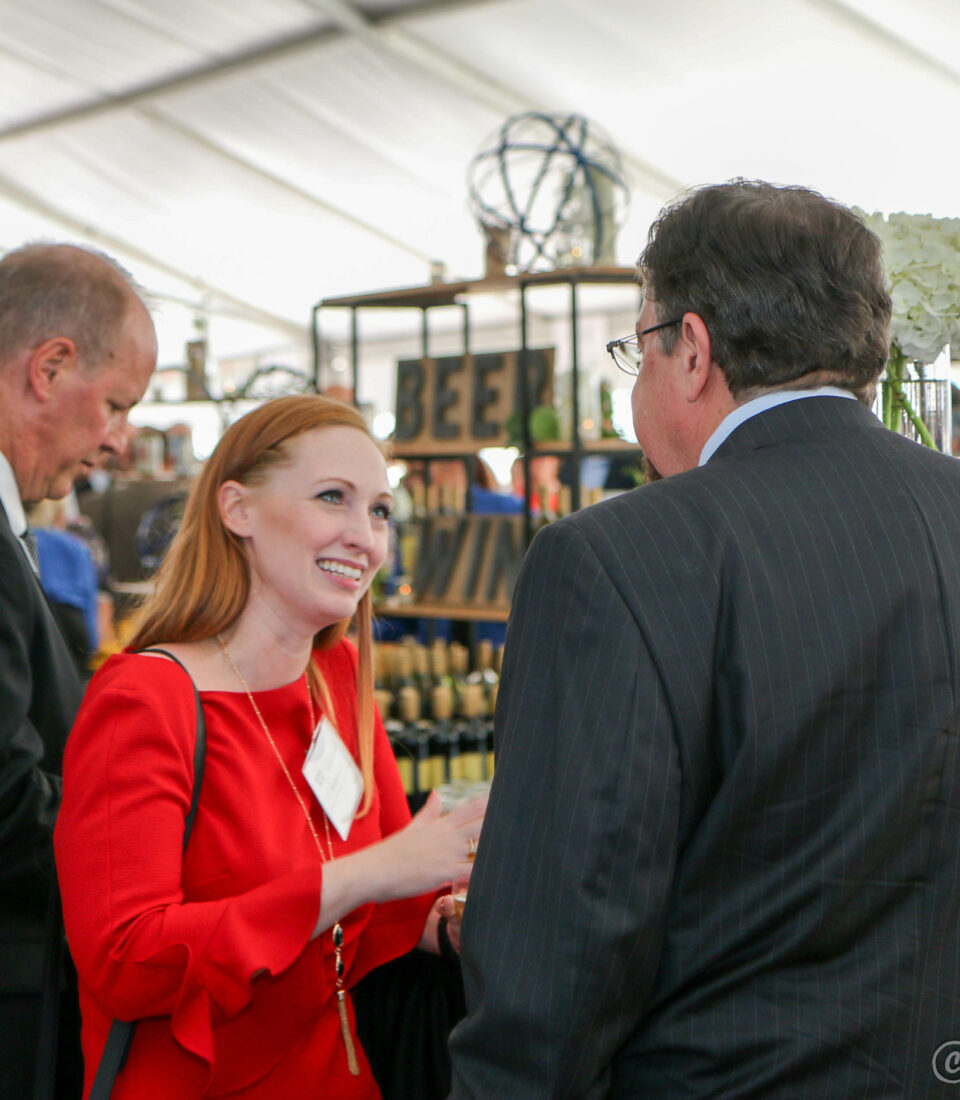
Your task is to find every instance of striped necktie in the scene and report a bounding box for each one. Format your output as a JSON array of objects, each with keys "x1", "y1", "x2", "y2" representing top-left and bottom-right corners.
[{"x1": 21, "y1": 524, "x2": 40, "y2": 574}]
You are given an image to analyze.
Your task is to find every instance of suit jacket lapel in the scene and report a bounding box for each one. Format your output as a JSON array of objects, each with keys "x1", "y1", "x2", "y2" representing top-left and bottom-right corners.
[{"x1": 0, "y1": 500, "x2": 51, "y2": 601}]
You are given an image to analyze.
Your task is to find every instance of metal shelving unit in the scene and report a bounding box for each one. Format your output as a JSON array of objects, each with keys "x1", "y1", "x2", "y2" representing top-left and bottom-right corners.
[{"x1": 313, "y1": 265, "x2": 641, "y2": 546}]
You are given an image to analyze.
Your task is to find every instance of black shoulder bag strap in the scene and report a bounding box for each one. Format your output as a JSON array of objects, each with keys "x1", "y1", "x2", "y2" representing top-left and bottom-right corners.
[{"x1": 88, "y1": 649, "x2": 206, "y2": 1100}]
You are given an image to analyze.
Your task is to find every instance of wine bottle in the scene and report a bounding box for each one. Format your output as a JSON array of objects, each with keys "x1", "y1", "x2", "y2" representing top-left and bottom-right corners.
[
  {"x1": 449, "y1": 642, "x2": 469, "y2": 716},
  {"x1": 459, "y1": 683, "x2": 487, "y2": 781},
  {"x1": 391, "y1": 645, "x2": 419, "y2": 722},
  {"x1": 385, "y1": 677, "x2": 419, "y2": 797},
  {"x1": 484, "y1": 712, "x2": 495, "y2": 779},
  {"x1": 373, "y1": 644, "x2": 394, "y2": 720},
  {"x1": 375, "y1": 687, "x2": 395, "y2": 726},
  {"x1": 414, "y1": 727, "x2": 432, "y2": 797},
  {"x1": 430, "y1": 642, "x2": 459, "y2": 717},
  {"x1": 430, "y1": 684, "x2": 455, "y2": 787},
  {"x1": 494, "y1": 643, "x2": 505, "y2": 677},
  {"x1": 413, "y1": 644, "x2": 433, "y2": 721},
  {"x1": 389, "y1": 735, "x2": 415, "y2": 796}
]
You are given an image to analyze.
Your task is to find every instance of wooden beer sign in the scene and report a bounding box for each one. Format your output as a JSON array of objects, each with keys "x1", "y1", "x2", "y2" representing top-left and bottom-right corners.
[
  {"x1": 393, "y1": 348, "x2": 554, "y2": 455},
  {"x1": 411, "y1": 515, "x2": 526, "y2": 611}
]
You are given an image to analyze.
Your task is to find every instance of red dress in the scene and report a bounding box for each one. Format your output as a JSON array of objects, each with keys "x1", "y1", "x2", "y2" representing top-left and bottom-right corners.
[{"x1": 54, "y1": 640, "x2": 434, "y2": 1099}]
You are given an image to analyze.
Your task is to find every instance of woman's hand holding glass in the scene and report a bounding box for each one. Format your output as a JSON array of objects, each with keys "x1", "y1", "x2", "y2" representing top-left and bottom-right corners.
[{"x1": 368, "y1": 789, "x2": 487, "y2": 904}]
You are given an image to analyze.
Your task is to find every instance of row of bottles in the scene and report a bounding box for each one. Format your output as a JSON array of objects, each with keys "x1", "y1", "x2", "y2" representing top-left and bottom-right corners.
[
  {"x1": 387, "y1": 686, "x2": 494, "y2": 796},
  {"x1": 375, "y1": 638, "x2": 502, "y2": 723},
  {"x1": 376, "y1": 639, "x2": 502, "y2": 796}
]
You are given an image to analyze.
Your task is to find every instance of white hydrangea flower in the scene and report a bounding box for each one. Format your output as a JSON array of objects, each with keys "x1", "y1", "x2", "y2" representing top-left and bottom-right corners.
[{"x1": 855, "y1": 208, "x2": 960, "y2": 364}]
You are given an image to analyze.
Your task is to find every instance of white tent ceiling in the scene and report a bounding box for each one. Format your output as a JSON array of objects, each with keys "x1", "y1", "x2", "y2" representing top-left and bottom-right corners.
[{"x1": 0, "y1": 0, "x2": 958, "y2": 384}]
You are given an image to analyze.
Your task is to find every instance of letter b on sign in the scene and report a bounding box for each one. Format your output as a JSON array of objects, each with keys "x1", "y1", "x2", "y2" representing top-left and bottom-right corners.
[{"x1": 395, "y1": 359, "x2": 425, "y2": 441}]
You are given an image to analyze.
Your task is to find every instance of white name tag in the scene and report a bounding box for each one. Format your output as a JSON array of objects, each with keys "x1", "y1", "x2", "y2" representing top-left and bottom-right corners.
[{"x1": 302, "y1": 717, "x2": 363, "y2": 842}]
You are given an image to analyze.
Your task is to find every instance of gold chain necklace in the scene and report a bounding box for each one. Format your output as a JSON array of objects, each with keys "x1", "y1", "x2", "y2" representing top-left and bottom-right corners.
[{"x1": 216, "y1": 633, "x2": 360, "y2": 1076}]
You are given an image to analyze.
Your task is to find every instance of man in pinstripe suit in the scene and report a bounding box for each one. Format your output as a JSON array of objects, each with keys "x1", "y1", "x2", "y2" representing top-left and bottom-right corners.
[{"x1": 449, "y1": 181, "x2": 960, "y2": 1098}]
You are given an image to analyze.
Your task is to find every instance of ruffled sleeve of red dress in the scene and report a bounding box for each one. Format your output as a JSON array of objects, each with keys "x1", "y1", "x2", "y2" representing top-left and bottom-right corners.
[{"x1": 54, "y1": 653, "x2": 324, "y2": 1071}]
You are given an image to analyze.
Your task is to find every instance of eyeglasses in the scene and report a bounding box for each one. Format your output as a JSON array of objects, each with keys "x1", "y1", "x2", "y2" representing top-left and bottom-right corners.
[{"x1": 606, "y1": 317, "x2": 684, "y2": 376}]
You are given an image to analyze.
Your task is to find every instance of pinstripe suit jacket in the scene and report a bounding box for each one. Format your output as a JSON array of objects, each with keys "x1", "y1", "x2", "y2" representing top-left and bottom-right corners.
[{"x1": 449, "y1": 396, "x2": 960, "y2": 1098}]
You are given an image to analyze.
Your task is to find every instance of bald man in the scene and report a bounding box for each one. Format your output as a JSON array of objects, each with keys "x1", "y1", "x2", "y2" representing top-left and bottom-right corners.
[{"x1": 0, "y1": 244, "x2": 156, "y2": 1097}]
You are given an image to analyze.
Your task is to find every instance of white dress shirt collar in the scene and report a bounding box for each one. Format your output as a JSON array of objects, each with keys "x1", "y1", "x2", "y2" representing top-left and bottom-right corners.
[
  {"x1": 0, "y1": 449, "x2": 27, "y2": 537},
  {"x1": 699, "y1": 387, "x2": 856, "y2": 467},
  {"x1": 0, "y1": 450, "x2": 41, "y2": 574}
]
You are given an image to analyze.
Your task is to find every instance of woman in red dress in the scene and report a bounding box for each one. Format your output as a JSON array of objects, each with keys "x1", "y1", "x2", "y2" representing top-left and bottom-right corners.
[{"x1": 55, "y1": 395, "x2": 484, "y2": 1098}]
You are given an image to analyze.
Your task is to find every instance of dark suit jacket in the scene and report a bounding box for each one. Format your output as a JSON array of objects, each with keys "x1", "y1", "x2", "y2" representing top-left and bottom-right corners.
[
  {"x1": 0, "y1": 499, "x2": 82, "y2": 998},
  {"x1": 449, "y1": 397, "x2": 960, "y2": 1098}
]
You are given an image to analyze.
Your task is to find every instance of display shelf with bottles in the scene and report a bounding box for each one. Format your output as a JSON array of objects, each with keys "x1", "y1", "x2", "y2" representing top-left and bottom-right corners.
[{"x1": 375, "y1": 638, "x2": 500, "y2": 800}]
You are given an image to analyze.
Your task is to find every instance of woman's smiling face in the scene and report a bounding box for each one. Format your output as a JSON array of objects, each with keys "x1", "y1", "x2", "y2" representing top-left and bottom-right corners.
[{"x1": 226, "y1": 425, "x2": 392, "y2": 635}]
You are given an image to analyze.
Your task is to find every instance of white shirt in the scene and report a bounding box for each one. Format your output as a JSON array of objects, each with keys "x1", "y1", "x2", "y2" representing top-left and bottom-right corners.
[
  {"x1": 699, "y1": 387, "x2": 857, "y2": 467},
  {"x1": 0, "y1": 449, "x2": 38, "y2": 573}
]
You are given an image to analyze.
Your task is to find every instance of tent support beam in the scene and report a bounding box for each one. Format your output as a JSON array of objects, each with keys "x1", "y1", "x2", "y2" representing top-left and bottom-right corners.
[
  {"x1": 0, "y1": 170, "x2": 306, "y2": 338},
  {"x1": 301, "y1": 0, "x2": 685, "y2": 198},
  {"x1": 138, "y1": 107, "x2": 437, "y2": 262},
  {"x1": 801, "y1": 0, "x2": 960, "y2": 88},
  {"x1": 0, "y1": 0, "x2": 501, "y2": 143}
]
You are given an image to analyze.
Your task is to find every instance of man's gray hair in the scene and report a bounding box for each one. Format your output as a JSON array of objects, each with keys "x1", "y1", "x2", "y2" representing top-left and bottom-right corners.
[{"x1": 0, "y1": 243, "x2": 147, "y2": 369}]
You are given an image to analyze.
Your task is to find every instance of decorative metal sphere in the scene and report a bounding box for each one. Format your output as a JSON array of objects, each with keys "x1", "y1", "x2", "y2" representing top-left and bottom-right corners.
[{"x1": 467, "y1": 112, "x2": 630, "y2": 273}]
